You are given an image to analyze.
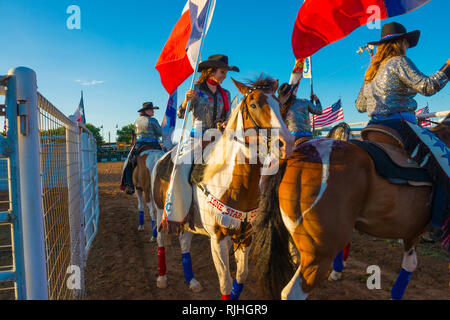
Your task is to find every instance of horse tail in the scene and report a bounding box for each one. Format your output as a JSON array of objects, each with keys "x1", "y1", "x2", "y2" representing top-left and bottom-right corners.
[{"x1": 252, "y1": 160, "x2": 296, "y2": 299}]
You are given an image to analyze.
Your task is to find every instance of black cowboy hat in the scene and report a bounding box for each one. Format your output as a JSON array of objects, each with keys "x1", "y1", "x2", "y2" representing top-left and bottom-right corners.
[
  {"x1": 277, "y1": 82, "x2": 299, "y2": 105},
  {"x1": 138, "y1": 102, "x2": 159, "y2": 113},
  {"x1": 368, "y1": 22, "x2": 420, "y2": 48},
  {"x1": 198, "y1": 54, "x2": 240, "y2": 72}
]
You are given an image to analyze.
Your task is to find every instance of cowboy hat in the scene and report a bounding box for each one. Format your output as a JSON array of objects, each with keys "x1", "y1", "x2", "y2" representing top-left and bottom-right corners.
[
  {"x1": 277, "y1": 82, "x2": 299, "y2": 105},
  {"x1": 138, "y1": 102, "x2": 159, "y2": 113},
  {"x1": 368, "y1": 22, "x2": 420, "y2": 48},
  {"x1": 198, "y1": 54, "x2": 240, "y2": 72}
]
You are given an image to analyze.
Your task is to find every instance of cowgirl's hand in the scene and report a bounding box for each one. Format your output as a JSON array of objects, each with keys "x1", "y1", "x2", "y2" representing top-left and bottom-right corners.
[{"x1": 185, "y1": 90, "x2": 197, "y2": 101}]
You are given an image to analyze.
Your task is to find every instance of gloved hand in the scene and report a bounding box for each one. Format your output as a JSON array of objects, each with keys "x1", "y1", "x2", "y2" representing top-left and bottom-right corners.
[{"x1": 441, "y1": 60, "x2": 450, "y2": 78}]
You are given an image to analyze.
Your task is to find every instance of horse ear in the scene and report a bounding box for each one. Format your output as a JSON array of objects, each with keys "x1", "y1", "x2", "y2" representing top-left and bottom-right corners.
[
  {"x1": 271, "y1": 80, "x2": 279, "y2": 93},
  {"x1": 232, "y1": 77, "x2": 249, "y2": 95}
]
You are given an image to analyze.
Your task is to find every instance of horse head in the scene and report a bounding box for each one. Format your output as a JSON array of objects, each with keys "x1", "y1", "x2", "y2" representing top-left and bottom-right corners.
[
  {"x1": 231, "y1": 77, "x2": 294, "y2": 160},
  {"x1": 430, "y1": 113, "x2": 450, "y2": 147},
  {"x1": 328, "y1": 122, "x2": 353, "y2": 141}
]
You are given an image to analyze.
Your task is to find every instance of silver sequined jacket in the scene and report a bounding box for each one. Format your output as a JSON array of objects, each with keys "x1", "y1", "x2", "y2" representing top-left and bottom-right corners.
[
  {"x1": 285, "y1": 98, "x2": 323, "y2": 133},
  {"x1": 135, "y1": 116, "x2": 162, "y2": 141},
  {"x1": 356, "y1": 56, "x2": 448, "y2": 117},
  {"x1": 177, "y1": 83, "x2": 231, "y2": 130}
]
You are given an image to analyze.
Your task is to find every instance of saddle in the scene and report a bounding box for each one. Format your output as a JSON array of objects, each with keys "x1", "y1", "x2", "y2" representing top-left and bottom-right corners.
[
  {"x1": 351, "y1": 124, "x2": 431, "y2": 185},
  {"x1": 136, "y1": 143, "x2": 161, "y2": 155},
  {"x1": 294, "y1": 136, "x2": 313, "y2": 149},
  {"x1": 157, "y1": 148, "x2": 207, "y2": 185}
]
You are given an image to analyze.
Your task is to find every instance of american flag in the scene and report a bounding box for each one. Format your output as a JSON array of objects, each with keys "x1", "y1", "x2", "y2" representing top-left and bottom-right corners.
[
  {"x1": 415, "y1": 106, "x2": 431, "y2": 127},
  {"x1": 311, "y1": 99, "x2": 344, "y2": 128}
]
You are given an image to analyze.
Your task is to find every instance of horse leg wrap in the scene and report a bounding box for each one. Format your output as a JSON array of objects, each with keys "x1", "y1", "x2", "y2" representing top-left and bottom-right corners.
[
  {"x1": 221, "y1": 294, "x2": 231, "y2": 300},
  {"x1": 343, "y1": 243, "x2": 351, "y2": 261},
  {"x1": 139, "y1": 211, "x2": 144, "y2": 226},
  {"x1": 152, "y1": 220, "x2": 158, "y2": 238},
  {"x1": 181, "y1": 252, "x2": 194, "y2": 284},
  {"x1": 391, "y1": 268, "x2": 412, "y2": 300},
  {"x1": 333, "y1": 250, "x2": 344, "y2": 273},
  {"x1": 158, "y1": 247, "x2": 166, "y2": 276},
  {"x1": 230, "y1": 279, "x2": 244, "y2": 300}
]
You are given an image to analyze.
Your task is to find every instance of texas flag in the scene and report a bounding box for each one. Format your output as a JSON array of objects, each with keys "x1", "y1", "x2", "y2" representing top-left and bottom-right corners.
[
  {"x1": 292, "y1": 0, "x2": 431, "y2": 60},
  {"x1": 156, "y1": 0, "x2": 216, "y2": 95}
]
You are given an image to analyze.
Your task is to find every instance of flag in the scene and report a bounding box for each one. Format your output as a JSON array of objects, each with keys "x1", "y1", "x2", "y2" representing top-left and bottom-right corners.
[
  {"x1": 292, "y1": 0, "x2": 431, "y2": 60},
  {"x1": 161, "y1": 90, "x2": 178, "y2": 150},
  {"x1": 155, "y1": 0, "x2": 216, "y2": 95},
  {"x1": 72, "y1": 91, "x2": 86, "y2": 124},
  {"x1": 416, "y1": 105, "x2": 431, "y2": 127},
  {"x1": 303, "y1": 57, "x2": 312, "y2": 79},
  {"x1": 312, "y1": 99, "x2": 344, "y2": 128},
  {"x1": 289, "y1": 58, "x2": 305, "y2": 85}
]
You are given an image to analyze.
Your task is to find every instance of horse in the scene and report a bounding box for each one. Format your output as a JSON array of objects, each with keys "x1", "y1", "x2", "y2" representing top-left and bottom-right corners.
[
  {"x1": 132, "y1": 148, "x2": 165, "y2": 237},
  {"x1": 253, "y1": 115, "x2": 450, "y2": 300},
  {"x1": 151, "y1": 77, "x2": 294, "y2": 299}
]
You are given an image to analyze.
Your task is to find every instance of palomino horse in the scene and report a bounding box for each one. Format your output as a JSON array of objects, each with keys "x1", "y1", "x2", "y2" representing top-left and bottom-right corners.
[
  {"x1": 132, "y1": 148, "x2": 165, "y2": 237},
  {"x1": 253, "y1": 116, "x2": 450, "y2": 300},
  {"x1": 151, "y1": 77, "x2": 294, "y2": 299}
]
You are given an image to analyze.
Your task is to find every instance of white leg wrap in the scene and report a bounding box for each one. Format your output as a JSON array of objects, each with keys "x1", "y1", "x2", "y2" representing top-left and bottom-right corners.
[
  {"x1": 281, "y1": 266, "x2": 309, "y2": 300},
  {"x1": 401, "y1": 248, "x2": 418, "y2": 273}
]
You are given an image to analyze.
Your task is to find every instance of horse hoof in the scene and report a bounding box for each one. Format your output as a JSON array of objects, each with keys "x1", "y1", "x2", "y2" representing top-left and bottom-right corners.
[
  {"x1": 328, "y1": 270, "x2": 342, "y2": 281},
  {"x1": 189, "y1": 278, "x2": 203, "y2": 293},
  {"x1": 138, "y1": 225, "x2": 144, "y2": 232},
  {"x1": 157, "y1": 275, "x2": 168, "y2": 289}
]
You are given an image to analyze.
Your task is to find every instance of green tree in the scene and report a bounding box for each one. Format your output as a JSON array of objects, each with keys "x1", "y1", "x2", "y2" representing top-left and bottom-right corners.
[
  {"x1": 116, "y1": 124, "x2": 134, "y2": 144},
  {"x1": 86, "y1": 123, "x2": 104, "y2": 145}
]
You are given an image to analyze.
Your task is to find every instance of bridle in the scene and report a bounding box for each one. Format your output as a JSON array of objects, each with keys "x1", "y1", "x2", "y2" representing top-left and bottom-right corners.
[{"x1": 235, "y1": 85, "x2": 279, "y2": 155}]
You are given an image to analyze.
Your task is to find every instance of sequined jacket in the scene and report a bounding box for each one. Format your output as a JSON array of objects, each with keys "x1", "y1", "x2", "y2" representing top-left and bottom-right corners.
[
  {"x1": 356, "y1": 56, "x2": 448, "y2": 117},
  {"x1": 177, "y1": 83, "x2": 231, "y2": 130},
  {"x1": 284, "y1": 98, "x2": 323, "y2": 133},
  {"x1": 134, "y1": 115, "x2": 162, "y2": 141}
]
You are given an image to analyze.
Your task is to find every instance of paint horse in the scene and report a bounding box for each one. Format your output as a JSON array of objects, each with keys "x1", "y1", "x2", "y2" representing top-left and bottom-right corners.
[
  {"x1": 132, "y1": 148, "x2": 165, "y2": 237},
  {"x1": 253, "y1": 115, "x2": 450, "y2": 300},
  {"x1": 151, "y1": 77, "x2": 294, "y2": 299}
]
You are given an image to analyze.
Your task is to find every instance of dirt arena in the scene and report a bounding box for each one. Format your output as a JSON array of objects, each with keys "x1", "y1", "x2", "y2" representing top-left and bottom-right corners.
[{"x1": 84, "y1": 161, "x2": 449, "y2": 300}]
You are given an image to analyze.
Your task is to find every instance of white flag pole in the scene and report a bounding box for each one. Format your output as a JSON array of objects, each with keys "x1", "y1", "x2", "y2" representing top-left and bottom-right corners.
[{"x1": 162, "y1": 0, "x2": 214, "y2": 227}]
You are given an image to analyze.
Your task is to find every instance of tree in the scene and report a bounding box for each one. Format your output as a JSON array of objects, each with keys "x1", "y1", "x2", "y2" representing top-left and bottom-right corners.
[
  {"x1": 85, "y1": 123, "x2": 104, "y2": 145},
  {"x1": 116, "y1": 124, "x2": 134, "y2": 144}
]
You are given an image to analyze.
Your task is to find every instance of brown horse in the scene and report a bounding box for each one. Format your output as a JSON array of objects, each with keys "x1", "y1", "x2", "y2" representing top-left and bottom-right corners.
[
  {"x1": 253, "y1": 116, "x2": 450, "y2": 300},
  {"x1": 131, "y1": 149, "x2": 165, "y2": 234},
  {"x1": 151, "y1": 77, "x2": 294, "y2": 299}
]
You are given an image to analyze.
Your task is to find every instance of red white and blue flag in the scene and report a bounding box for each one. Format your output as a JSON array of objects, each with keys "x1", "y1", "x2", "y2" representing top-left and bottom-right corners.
[
  {"x1": 155, "y1": 0, "x2": 216, "y2": 95},
  {"x1": 292, "y1": 0, "x2": 432, "y2": 59},
  {"x1": 161, "y1": 90, "x2": 178, "y2": 150},
  {"x1": 416, "y1": 105, "x2": 432, "y2": 127},
  {"x1": 72, "y1": 91, "x2": 86, "y2": 124},
  {"x1": 311, "y1": 99, "x2": 344, "y2": 128}
]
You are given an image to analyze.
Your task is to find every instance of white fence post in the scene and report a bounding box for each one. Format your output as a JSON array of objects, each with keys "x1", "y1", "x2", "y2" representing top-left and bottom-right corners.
[
  {"x1": 66, "y1": 117, "x2": 85, "y2": 299},
  {"x1": 9, "y1": 67, "x2": 48, "y2": 300}
]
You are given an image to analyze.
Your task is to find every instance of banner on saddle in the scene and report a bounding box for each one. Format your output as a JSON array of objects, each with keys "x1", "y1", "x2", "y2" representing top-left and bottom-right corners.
[
  {"x1": 206, "y1": 193, "x2": 258, "y2": 223},
  {"x1": 403, "y1": 121, "x2": 450, "y2": 178}
]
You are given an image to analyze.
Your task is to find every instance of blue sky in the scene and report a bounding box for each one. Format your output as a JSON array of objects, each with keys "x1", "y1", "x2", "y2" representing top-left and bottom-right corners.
[{"x1": 1, "y1": 0, "x2": 449, "y2": 142}]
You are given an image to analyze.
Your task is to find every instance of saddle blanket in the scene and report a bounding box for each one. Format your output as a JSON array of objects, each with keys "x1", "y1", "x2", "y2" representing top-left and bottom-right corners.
[{"x1": 403, "y1": 121, "x2": 450, "y2": 178}]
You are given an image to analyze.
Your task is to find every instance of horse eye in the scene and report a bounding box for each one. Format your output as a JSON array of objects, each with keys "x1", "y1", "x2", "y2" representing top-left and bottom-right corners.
[{"x1": 250, "y1": 103, "x2": 257, "y2": 109}]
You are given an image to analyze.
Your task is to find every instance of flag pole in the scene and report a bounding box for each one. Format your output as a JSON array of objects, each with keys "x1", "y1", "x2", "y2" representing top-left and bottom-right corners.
[
  {"x1": 310, "y1": 57, "x2": 315, "y2": 134},
  {"x1": 163, "y1": 0, "x2": 214, "y2": 225}
]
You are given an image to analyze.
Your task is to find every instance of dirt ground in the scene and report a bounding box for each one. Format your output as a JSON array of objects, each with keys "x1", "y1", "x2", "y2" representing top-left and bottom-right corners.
[{"x1": 84, "y1": 161, "x2": 450, "y2": 300}]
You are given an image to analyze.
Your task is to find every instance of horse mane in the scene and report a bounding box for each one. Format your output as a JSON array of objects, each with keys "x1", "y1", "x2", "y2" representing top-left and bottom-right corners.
[
  {"x1": 430, "y1": 113, "x2": 450, "y2": 132},
  {"x1": 202, "y1": 75, "x2": 277, "y2": 183}
]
